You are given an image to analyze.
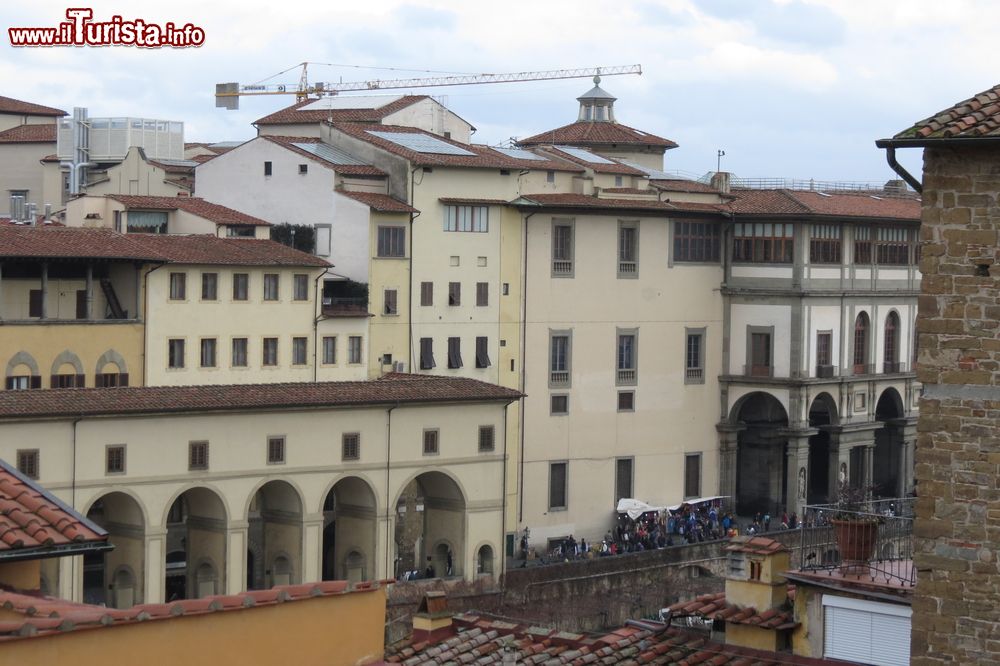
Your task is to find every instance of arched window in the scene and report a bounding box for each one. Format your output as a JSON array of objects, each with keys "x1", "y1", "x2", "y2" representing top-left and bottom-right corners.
[
  {"x1": 476, "y1": 545, "x2": 494, "y2": 575},
  {"x1": 884, "y1": 312, "x2": 900, "y2": 373},
  {"x1": 853, "y1": 312, "x2": 870, "y2": 375}
]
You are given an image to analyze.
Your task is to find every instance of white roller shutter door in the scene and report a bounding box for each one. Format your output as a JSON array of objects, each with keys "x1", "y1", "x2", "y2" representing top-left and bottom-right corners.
[{"x1": 823, "y1": 595, "x2": 911, "y2": 666}]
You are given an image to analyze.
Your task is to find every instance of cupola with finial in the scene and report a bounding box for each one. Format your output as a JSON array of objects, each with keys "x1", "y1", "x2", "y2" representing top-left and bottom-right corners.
[{"x1": 577, "y1": 75, "x2": 617, "y2": 122}]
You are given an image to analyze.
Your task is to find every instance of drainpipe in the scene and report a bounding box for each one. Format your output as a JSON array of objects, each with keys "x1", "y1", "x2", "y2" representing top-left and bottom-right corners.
[
  {"x1": 384, "y1": 402, "x2": 399, "y2": 580},
  {"x1": 518, "y1": 211, "x2": 535, "y2": 524},
  {"x1": 882, "y1": 146, "x2": 922, "y2": 194},
  {"x1": 407, "y1": 166, "x2": 422, "y2": 372},
  {"x1": 500, "y1": 402, "x2": 509, "y2": 575},
  {"x1": 312, "y1": 270, "x2": 324, "y2": 382},
  {"x1": 141, "y1": 263, "x2": 166, "y2": 386},
  {"x1": 71, "y1": 415, "x2": 82, "y2": 599}
]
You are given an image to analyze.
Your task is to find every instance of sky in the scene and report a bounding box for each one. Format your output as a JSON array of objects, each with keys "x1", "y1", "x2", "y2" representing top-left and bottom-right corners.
[{"x1": 2, "y1": 0, "x2": 998, "y2": 184}]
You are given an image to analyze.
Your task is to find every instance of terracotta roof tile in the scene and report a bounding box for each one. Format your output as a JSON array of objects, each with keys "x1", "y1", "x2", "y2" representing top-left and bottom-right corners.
[
  {"x1": 107, "y1": 195, "x2": 271, "y2": 227},
  {"x1": 727, "y1": 189, "x2": 920, "y2": 221},
  {"x1": 120, "y1": 234, "x2": 329, "y2": 267},
  {"x1": 514, "y1": 193, "x2": 726, "y2": 215},
  {"x1": 259, "y1": 136, "x2": 386, "y2": 176},
  {"x1": 518, "y1": 121, "x2": 677, "y2": 149},
  {"x1": 254, "y1": 95, "x2": 430, "y2": 126},
  {"x1": 0, "y1": 96, "x2": 66, "y2": 117},
  {"x1": 0, "y1": 124, "x2": 56, "y2": 144},
  {"x1": 0, "y1": 459, "x2": 107, "y2": 558},
  {"x1": 667, "y1": 589, "x2": 798, "y2": 631},
  {"x1": 650, "y1": 179, "x2": 725, "y2": 194},
  {"x1": 340, "y1": 190, "x2": 416, "y2": 212},
  {"x1": 893, "y1": 83, "x2": 1000, "y2": 140}
]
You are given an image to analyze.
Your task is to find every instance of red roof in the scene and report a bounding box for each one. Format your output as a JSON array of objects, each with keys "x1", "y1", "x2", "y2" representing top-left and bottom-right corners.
[
  {"x1": 122, "y1": 234, "x2": 330, "y2": 267},
  {"x1": 539, "y1": 146, "x2": 646, "y2": 175},
  {"x1": 0, "y1": 579, "x2": 386, "y2": 642},
  {"x1": 514, "y1": 193, "x2": 726, "y2": 215},
  {"x1": 0, "y1": 458, "x2": 107, "y2": 559},
  {"x1": 0, "y1": 96, "x2": 66, "y2": 117},
  {"x1": 259, "y1": 136, "x2": 386, "y2": 177},
  {"x1": 668, "y1": 591, "x2": 798, "y2": 631},
  {"x1": 651, "y1": 178, "x2": 726, "y2": 194},
  {"x1": 0, "y1": 124, "x2": 57, "y2": 144},
  {"x1": 254, "y1": 95, "x2": 430, "y2": 126},
  {"x1": 728, "y1": 189, "x2": 920, "y2": 221},
  {"x1": 725, "y1": 535, "x2": 790, "y2": 555},
  {"x1": 893, "y1": 83, "x2": 1000, "y2": 140},
  {"x1": 107, "y1": 195, "x2": 271, "y2": 227},
  {"x1": 518, "y1": 121, "x2": 677, "y2": 149},
  {"x1": 339, "y1": 190, "x2": 416, "y2": 213},
  {"x1": 0, "y1": 374, "x2": 522, "y2": 420}
]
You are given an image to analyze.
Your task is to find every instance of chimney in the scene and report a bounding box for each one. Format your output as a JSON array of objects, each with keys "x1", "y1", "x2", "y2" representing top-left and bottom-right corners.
[
  {"x1": 711, "y1": 171, "x2": 731, "y2": 194},
  {"x1": 884, "y1": 179, "x2": 906, "y2": 195},
  {"x1": 411, "y1": 591, "x2": 454, "y2": 644}
]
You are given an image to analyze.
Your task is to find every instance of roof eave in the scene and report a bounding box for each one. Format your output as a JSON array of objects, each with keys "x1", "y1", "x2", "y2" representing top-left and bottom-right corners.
[
  {"x1": 0, "y1": 539, "x2": 113, "y2": 563},
  {"x1": 876, "y1": 136, "x2": 1000, "y2": 148}
]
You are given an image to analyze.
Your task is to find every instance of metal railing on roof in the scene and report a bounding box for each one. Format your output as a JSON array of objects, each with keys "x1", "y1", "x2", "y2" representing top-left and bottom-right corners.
[{"x1": 730, "y1": 176, "x2": 909, "y2": 195}]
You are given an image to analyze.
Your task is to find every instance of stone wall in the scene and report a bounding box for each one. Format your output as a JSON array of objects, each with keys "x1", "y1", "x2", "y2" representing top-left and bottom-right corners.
[{"x1": 912, "y1": 145, "x2": 1000, "y2": 665}]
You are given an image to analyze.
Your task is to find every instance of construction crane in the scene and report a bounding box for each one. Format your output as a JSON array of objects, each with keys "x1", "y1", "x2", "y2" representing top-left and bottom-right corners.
[{"x1": 215, "y1": 63, "x2": 642, "y2": 109}]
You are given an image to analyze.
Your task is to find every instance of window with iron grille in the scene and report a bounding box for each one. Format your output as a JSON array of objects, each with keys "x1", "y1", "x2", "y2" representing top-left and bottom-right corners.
[
  {"x1": 342, "y1": 433, "x2": 360, "y2": 461},
  {"x1": 476, "y1": 282, "x2": 488, "y2": 307},
  {"x1": 201, "y1": 272, "x2": 218, "y2": 300},
  {"x1": 322, "y1": 336, "x2": 337, "y2": 364},
  {"x1": 267, "y1": 436, "x2": 285, "y2": 464},
  {"x1": 384, "y1": 289, "x2": 398, "y2": 315},
  {"x1": 232, "y1": 273, "x2": 249, "y2": 301},
  {"x1": 618, "y1": 222, "x2": 638, "y2": 277},
  {"x1": 810, "y1": 224, "x2": 841, "y2": 264},
  {"x1": 854, "y1": 313, "x2": 870, "y2": 374},
  {"x1": 674, "y1": 222, "x2": 721, "y2": 263},
  {"x1": 884, "y1": 312, "x2": 900, "y2": 372},
  {"x1": 617, "y1": 330, "x2": 637, "y2": 386},
  {"x1": 443, "y1": 205, "x2": 488, "y2": 232},
  {"x1": 292, "y1": 337, "x2": 307, "y2": 365},
  {"x1": 617, "y1": 391, "x2": 635, "y2": 412},
  {"x1": 377, "y1": 226, "x2": 406, "y2": 257},
  {"x1": 106, "y1": 445, "x2": 126, "y2": 475},
  {"x1": 552, "y1": 221, "x2": 574, "y2": 275},
  {"x1": 550, "y1": 394, "x2": 568, "y2": 415},
  {"x1": 348, "y1": 336, "x2": 362, "y2": 364},
  {"x1": 263, "y1": 274, "x2": 279, "y2": 301},
  {"x1": 189, "y1": 441, "x2": 209, "y2": 471},
  {"x1": 169, "y1": 272, "x2": 186, "y2": 300},
  {"x1": 168, "y1": 339, "x2": 185, "y2": 369},
  {"x1": 854, "y1": 227, "x2": 872, "y2": 264},
  {"x1": 875, "y1": 227, "x2": 911, "y2": 265},
  {"x1": 17, "y1": 449, "x2": 39, "y2": 479},
  {"x1": 200, "y1": 338, "x2": 217, "y2": 368},
  {"x1": 478, "y1": 425, "x2": 495, "y2": 453},
  {"x1": 419, "y1": 337, "x2": 435, "y2": 370},
  {"x1": 615, "y1": 458, "x2": 633, "y2": 502},
  {"x1": 685, "y1": 329, "x2": 705, "y2": 384},
  {"x1": 293, "y1": 274, "x2": 309, "y2": 301},
  {"x1": 420, "y1": 281, "x2": 433, "y2": 306},
  {"x1": 447, "y1": 337, "x2": 463, "y2": 369},
  {"x1": 549, "y1": 332, "x2": 571, "y2": 387},
  {"x1": 732, "y1": 222, "x2": 794, "y2": 263},
  {"x1": 475, "y1": 336, "x2": 490, "y2": 369},
  {"x1": 423, "y1": 429, "x2": 439, "y2": 455},
  {"x1": 684, "y1": 454, "x2": 701, "y2": 498},
  {"x1": 232, "y1": 338, "x2": 248, "y2": 367},
  {"x1": 816, "y1": 331, "x2": 833, "y2": 376},
  {"x1": 262, "y1": 337, "x2": 278, "y2": 366},
  {"x1": 549, "y1": 462, "x2": 567, "y2": 510},
  {"x1": 448, "y1": 282, "x2": 461, "y2": 306},
  {"x1": 749, "y1": 329, "x2": 772, "y2": 377}
]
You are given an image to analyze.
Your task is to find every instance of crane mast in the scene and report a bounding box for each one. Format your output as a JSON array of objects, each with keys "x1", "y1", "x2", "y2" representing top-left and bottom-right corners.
[{"x1": 215, "y1": 63, "x2": 642, "y2": 109}]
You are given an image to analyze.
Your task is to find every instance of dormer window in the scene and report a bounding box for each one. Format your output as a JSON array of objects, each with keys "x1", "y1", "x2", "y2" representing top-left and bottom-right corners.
[
  {"x1": 584, "y1": 105, "x2": 592, "y2": 121},
  {"x1": 596, "y1": 105, "x2": 606, "y2": 121}
]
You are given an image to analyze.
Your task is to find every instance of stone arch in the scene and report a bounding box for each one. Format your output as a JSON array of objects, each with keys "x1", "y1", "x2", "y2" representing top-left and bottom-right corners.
[
  {"x1": 321, "y1": 475, "x2": 378, "y2": 583},
  {"x1": 731, "y1": 392, "x2": 789, "y2": 516},
  {"x1": 728, "y1": 390, "x2": 789, "y2": 425},
  {"x1": 475, "y1": 543, "x2": 494, "y2": 575},
  {"x1": 49, "y1": 349, "x2": 84, "y2": 376},
  {"x1": 5, "y1": 351, "x2": 39, "y2": 377},
  {"x1": 394, "y1": 471, "x2": 466, "y2": 579},
  {"x1": 84, "y1": 491, "x2": 146, "y2": 608},
  {"x1": 95, "y1": 348, "x2": 129, "y2": 375},
  {"x1": 873, "y1": 387, "x2": 906, "y2": 498},
  {"x1": 807, "y1": 392, "x2": 839, "y2": 505},
  {"x1": 247, "y1": 480, "x2": 303, "y2": 590},
  {"x1": 242, "y1": 476, "x2": 307, "y2": 520},
  {"x1": 163, "y1": 486, "x2": 228, "y2": 601},
  {"x1": 160, "y1": 483, "x2": 230, "y2": 527}
]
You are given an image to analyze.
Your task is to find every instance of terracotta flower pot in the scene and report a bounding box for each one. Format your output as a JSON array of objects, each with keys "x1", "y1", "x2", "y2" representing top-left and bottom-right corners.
[{"x1": 831, "y1": 518, "x2": 879, "y2": 563}]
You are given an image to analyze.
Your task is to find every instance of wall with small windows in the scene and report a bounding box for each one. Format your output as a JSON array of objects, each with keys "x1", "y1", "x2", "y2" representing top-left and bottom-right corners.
[
  {"x1": 315, "y1": 317, "x2": 369, "y2": 381},
  {"x1": 368, "y1": 210, "x2": 412, "y2": 375}
]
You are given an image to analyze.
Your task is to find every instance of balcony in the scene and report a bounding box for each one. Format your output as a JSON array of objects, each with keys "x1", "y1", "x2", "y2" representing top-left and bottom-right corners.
[
  {"x1": 616, "y1": 368, "x2": 637, "y2": 385},
  {"x1": 685, "y1": 367, "x2": 704, "y2": 381},
  {"x1": 852, "y1": 363, "x2": 875, "y2": 376},
  {"x1": 617, "y1": 261, "x2": 637, "y2": 277},
  {"x1": 799, "y1": 497, "x2": 915, "y2": 588},
  {"x1": 552, "y1": 260, "x2": 573, "y2": 275},
  {"x1": 549, "y1": 370, "x2": 569, "y2": 386},
  {"x1": 321, "y1": 296, "x2": 369, "y2": 317}
]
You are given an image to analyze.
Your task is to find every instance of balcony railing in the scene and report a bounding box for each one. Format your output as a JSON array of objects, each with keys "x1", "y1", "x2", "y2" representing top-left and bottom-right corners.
[
  {"x1": 552, "y1": 260, "x2": 573, "y2": 275},
  {"x1": 617, "y1": 368, "x2": 637, "y2": 385},
  {"x1": 618, "y1": 261, "x2": 637, "y2": 276},
  {"x1": 549, "y1": 370, "x2": 569, "y2": 386},
  {"x1": 685, "y1": 367, "x2": 704, "y2": 381},
  {"x1": 799, "y1": 497, "x2": 915, "y2": 587}
]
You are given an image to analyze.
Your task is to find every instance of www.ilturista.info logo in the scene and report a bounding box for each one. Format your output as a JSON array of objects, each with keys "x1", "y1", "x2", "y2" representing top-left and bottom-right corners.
[{"x1": 9, "y1": 8, "x2": 205, "y2": 48}]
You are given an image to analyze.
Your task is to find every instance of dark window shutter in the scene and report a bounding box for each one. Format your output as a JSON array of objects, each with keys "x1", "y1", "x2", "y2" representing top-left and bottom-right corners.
[
  {"x1": 29, "y1": 290, "x2": 43, "y2": 318},
  {"x1": 119, "y1": 373, "x2": 129, "y2": 387},
  {"x1": 75, "y1": 374, "x2": 85, "y2": 388},
  {"x1": 76, "y1": 290, "x2": 87, "y2": 319},
  {"x1": 30, "y1": 376, "x2": 41, "y2": 389},
  {"x1": 50, "y1": 375, "x2": 58, "y2": 388}
]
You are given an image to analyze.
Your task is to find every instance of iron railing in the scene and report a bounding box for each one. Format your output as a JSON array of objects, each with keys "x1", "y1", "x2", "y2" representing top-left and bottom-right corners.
[{"x1": 799, "y1": 497, "x2": 915, "y2": 587}]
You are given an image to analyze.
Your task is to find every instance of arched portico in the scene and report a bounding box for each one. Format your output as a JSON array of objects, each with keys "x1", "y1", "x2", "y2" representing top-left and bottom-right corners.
[
  {"x1": 730, "y1": 392, "x2": 789, "y2": 516},
  {"x1": 84, "y1": 491, "x2": 146, "y2": 608},
  {"x1": 247, "y1": 480, "x2": 303, "y2": 589},
  {"x1": 164, "y1": 487, "x2": 228, "y2": 600},
  {"x1": 394, "y1": 471, "x2": 466, "y2": 579},
  {"x1": 874, "y1": 387, "x2": 905, "y2": 497},
  {"x1": 321, "y1": 476, "x2": 377, "y2": 584},
  {"x1": 807, "y1": 392, "x2": 839, "y2": 505}
]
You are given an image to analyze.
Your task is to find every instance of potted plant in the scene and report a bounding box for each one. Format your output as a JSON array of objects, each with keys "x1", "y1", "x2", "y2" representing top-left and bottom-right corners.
[{"x1": 830, "y1": 480, "x2": 880, "y2": 567}]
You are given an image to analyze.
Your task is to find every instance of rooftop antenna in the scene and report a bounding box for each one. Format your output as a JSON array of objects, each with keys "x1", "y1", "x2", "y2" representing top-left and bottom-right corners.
[{"x1": 717, "y1": 149, "x2": 726, "y2": 173}]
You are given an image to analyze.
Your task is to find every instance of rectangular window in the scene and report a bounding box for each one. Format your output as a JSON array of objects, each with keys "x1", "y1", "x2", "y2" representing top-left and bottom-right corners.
[
  {"x1": 549, "y1": 462, "x2": 567, "y2": 510},
  {"x1": 478, "y1": 425, "x2": 495, "y2": 452},
  {"x1": 447, "y1": 337, "x2": 463, "y2": 369},
  {"x1": 550, "y1": 394, "x2": 568, "y2": 415},
  {"x1": 810, "y1": 224, "x2": 841, "y2": 264},
  {"x1": 298, "y1": 163, "x2": 308, "y2": 175},
  {"x1": 616, "y1": 330, "x2": 638, "y2": 385},
  {"x1": 201, "y1": 272, "x2": 218, "y2": 300},
  {"x1": 854, "y1": 227, "x2": 872, "y2": 264},
  {"x1": 168, "y1": 339, "x2": 185, "y2": 369},
  {"x1": 617, "y1": 390, "x2": 635, "y2": 412},
  {"x1": 264, "y1": 161, "x2": 272, "y2": 176},
  {"x1": 423, "y1": 429, "x2": 439, "y2": 455},
  {"x1": 293, "y1": 274, "x2": 309, "y2": 301},
  {"x1": 549, "y1": 332, "x2": 571, "y2": 386},
  {"x1": 342, "y1": 433, "x2": 360, "y2": 461},
  {"x1": 685, "y1": 329, "x2": 705, "y2": 383},
  {"x1": 875, "y1": 227, "x2": 911, "y2": 265},
  {"x1": 232, "y1": 273, "x2": 249, "y2": 301},
  {"x1": 28, "y1": 289, "x2": 42, "y2": 318},
  {"x1": 292, "y1": 337, "x2": 308, "y2": 365},
  {"x1": 169, "y1": 272, "x2": 186, "y2": 300},
  {"x1": 322, "y1": 336, "x2": 337, "y2": 364},
  {"x1": 95, "y1": 372, "x2": 128, "y2": 387},
  {"x1": 106, "y1": 445, "x2": 126, "y2": 475},
  {"x1": 749, "y1": 330, "x2": 772, "y2": 377},
  {"x1": 448, "y1": 282, "x2": 461, "y2": 306},
  {"x1": 615, "y1": 457, "x2": 634, "y2": 502},
  {"x1": 476, "y1": 282, "x2": 489, "y2": 307},
  {"x1": 189, "y1": 441, "x2": 209, "y2": 471},
  {"x1": 200, "y1": 338, "x2": 217, "y2": 368},
  {"x1": 16, "y1": 449, "x2": 39, "y2": 480},
  {"x1": 262, "y1": 337, "x2": 278, "y2": 366},
  {"x1": 443, "y1": 205, "x2": 489, "y2": 232},
  {"x1": 475, "y1": 336, "x2": 491, "y2": 368},
  {"x1": 420, "y1": 281, "x2": 433, "y2": 306},
  {"x1": 383, "y1": 289, "x2": 398, "y2": 315},
  {"x1": 618, "y1": 222, "x2": 638, "y2": 277},
  {"x1": 315, "y1": 224, "x2": 332, "y2": 257},
  {"x1": 684, "y1": 454, "x2": 701, "y2": 498},
  {"x1": 348, "y1": 336, "x2": 362, "y2": 364},
  {"x1": 232, "y1": 338, "x2": 248, "y2": 367},
  {"x1": 732, "y1": 222, "x2": 794, "y2": 263},
  {"x1": 76, "y1": 290, "x2": 87, "y2": 319},
  {"x1": 263, "y1": 274, "x2": 279, "y2": 301},
  {"x1": 546, "y1": 170, "x2": 555, "y2": 183},
  {"x1": 267, "y1": 436, "x2": 285, "y2": 464},
  {"x1": 817, "y1": 331, "x2": 833, "y2": 376},
  {"x1": 674, "y1": 221, "x2": 721, "y2": 263},
  {"x1": 127, "y1": 210, "x2": 167, "y2": 233},
  {"x1": 51, "y1": 373, "x2": 82, "y2": 388},
  {"x1": 419, "y1": 338, "x2": 435, "y2": 370},
  {"x1": 377, "y1": 226, "x2": 406, "y2": 257},
  {"x1": 552, "y1": 221, "x2": 574, "y2": 276}
]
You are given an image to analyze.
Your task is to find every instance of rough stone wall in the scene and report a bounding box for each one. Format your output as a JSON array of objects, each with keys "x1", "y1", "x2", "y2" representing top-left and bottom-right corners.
[{"x1": 913, "y1": 145, "x2": 1000, "y2": 666}]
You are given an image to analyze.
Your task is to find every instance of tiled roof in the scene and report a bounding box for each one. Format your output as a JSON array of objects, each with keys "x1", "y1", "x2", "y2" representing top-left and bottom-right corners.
[
  {"x1": 0, "y1": 96, "x2": 66, "y2": 117},
  {"x1": 107, "y1": 195, "x2": 272, "y2": 227},
  {"x1": 339, "y1": 190, "x2": 416, "y2": 212},
  {"x1": 599, "y1": 187, "x2": 655, "y2": 195},
  {"x1": 727, "y1": 189, "x2": 920, "y2": 221},
  {"x1": 518, "y1": 121, "x2": 677, "y2": 149},
  {"x1": 122, "y1": 234, "x2": 330, "y2": 267},
  {"x1": 514, "y1": 193, "x2": 726, "y2": 215},
  {"x1": 725, "y1": 535, "x2": 790, "y2": 555},
  {"x1": 387, "y1": 612, "x2": 843, "y2": 665},
  {"x1": 331, "y1": 124, "x2": 582, "y2": 171},
  {"x1": 254, "y1": 95, "x2": 430, "y2": 126},
  {"x1": 0, "y1": 374, "x2": 522, "y2": 420},
  {"x1": 651, "y1": 178, "x2": 725, "y2": 194},
  {"x1": 259, "y1": 136, "x2": 386, "y2": 176},
  {"x1": 0, "y1": 124, "x2": 57, "y2": 144},
  {"x1": 893, "y1": 83, "x2": 1000, "y2": 140},
  {"x1": 539, "y1": 146, "x2": 646, "y2": 175},
  {"x1": 668, "y1": 592, "x2": 798, "y2": 631},
  {"x1": 438, "y1": 197, "x2": 509, "y2": 206},
  {"x1": 0, "y1": 458, "x2": 108, "y2": 559},
  {"x1": 0, "y1": 579, "x2": 386, "y2": 642}
]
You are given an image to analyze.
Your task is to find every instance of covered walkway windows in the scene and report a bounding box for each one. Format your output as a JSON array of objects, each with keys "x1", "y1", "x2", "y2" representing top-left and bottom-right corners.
[{"x1": 733, "y1": 222, "x2": 793, "y2": 263}]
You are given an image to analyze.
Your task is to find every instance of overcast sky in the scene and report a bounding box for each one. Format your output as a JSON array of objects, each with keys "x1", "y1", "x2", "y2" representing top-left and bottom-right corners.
[{"x1": 3, "y1": 0, "x2": 997, "y2": 184}]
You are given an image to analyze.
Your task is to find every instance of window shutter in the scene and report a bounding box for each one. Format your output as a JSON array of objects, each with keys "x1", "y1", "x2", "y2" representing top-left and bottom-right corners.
[
  {"x1": 119, "y1": 373, "x2": 129, "y2": 387},
  {"x1": 29, "y1": 290, "x2": 42, "y2": 318},
  {"x1": 75, "y1": 374, "x2": 85, "y2": 388},
  {"x1": 549, "y1": 463, "x2": 567, "y2": 508},
  {"x1": 475, "y1": 337, "x2": 490, "y2": 368},
  {"x1": 30, "y1": 376, "x2": 41, "y2": 389},
  {"x1": 50, "y1": 375, "x2": 58, "y2": 388}
]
